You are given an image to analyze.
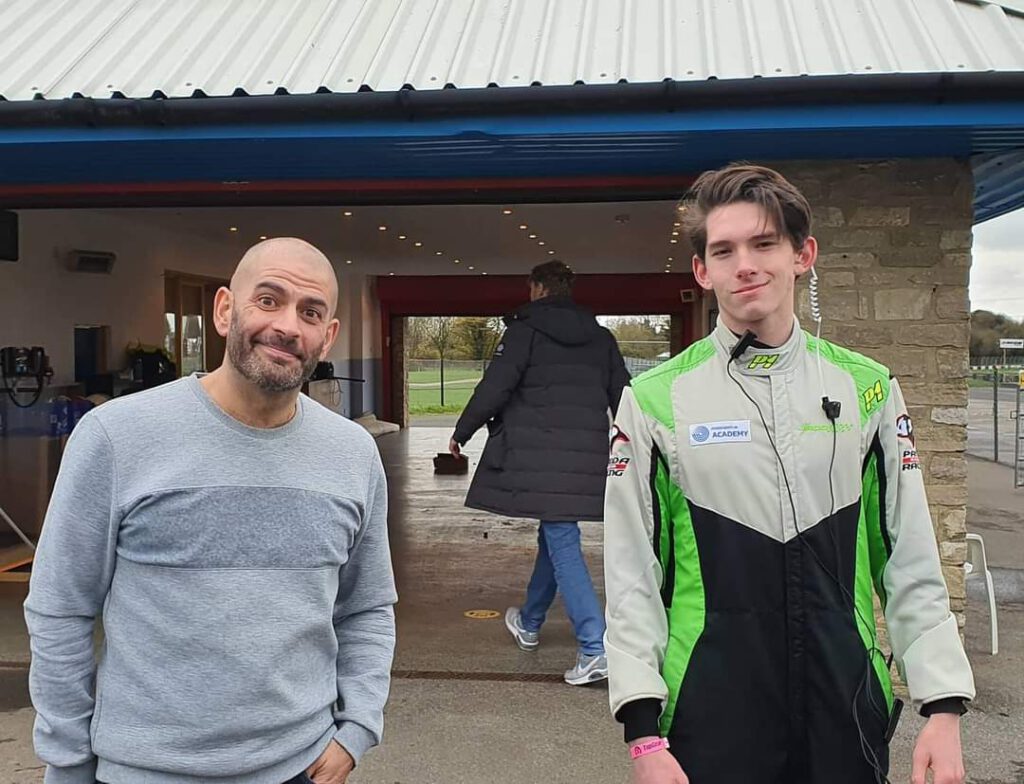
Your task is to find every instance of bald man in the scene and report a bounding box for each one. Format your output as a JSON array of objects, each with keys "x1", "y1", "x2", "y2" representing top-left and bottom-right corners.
[{"x1": 25, "y1": 239, "x2": 397, "y2": 784}]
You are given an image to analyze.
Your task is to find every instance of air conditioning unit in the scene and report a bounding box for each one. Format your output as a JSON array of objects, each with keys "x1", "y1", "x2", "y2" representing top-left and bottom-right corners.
[{"x1": 68, "y1": 249, "x2": 116, "y2": 274}]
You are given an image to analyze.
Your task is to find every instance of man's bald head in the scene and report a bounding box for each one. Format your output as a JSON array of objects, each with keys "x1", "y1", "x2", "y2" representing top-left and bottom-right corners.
[
  {"x1": 231, "y1": 237, "x2": 339, "y2": 316},
  {"x1": 213, "y1": 237, "x2": 341, "y2": 395}
]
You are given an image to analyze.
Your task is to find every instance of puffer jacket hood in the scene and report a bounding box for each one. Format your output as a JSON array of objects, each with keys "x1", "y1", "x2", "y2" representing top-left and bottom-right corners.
[{"x1": 507, "y1": 295, "x2": 603, "y2": 347}]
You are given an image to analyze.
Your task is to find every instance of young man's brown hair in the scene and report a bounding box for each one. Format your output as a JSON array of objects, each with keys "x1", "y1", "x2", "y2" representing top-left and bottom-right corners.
[
  {"x1": 680, "y1": 163, "x2": 813, "y2": 260},
  {"x1": 528, "y1": 260, "x2": 575, "y2": 296}
]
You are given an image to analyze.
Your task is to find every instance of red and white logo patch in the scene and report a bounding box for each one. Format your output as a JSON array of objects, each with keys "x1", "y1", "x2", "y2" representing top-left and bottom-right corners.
[
  {"x1": 610, "y1": 425, "x2": 630, "y2": 451},
  {"x1": 901, "y1": 448, "x2": 920, "y2": 471},
  {"x1": 608, "y1": 455, "x2": 631, "y2": 477},
  {"x1": 896, "y1": 414, "x2": 915, "y2": 445}
]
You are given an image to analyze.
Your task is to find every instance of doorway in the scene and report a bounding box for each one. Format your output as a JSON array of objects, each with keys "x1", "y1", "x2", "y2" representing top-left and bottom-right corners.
[{"x1": 164, "y1": 272, "x2": 229, "y2": 377}]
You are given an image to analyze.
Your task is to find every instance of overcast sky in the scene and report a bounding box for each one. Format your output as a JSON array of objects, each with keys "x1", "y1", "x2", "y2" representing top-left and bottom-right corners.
[{"x1": 972, "y1": 207, "x2": 1024, "y2": 322}]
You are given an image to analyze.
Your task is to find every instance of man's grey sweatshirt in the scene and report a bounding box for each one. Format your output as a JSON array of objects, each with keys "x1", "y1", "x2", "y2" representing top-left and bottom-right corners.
[{"x1": 24, "y1": 375, "x2": 397, "y2": 784}]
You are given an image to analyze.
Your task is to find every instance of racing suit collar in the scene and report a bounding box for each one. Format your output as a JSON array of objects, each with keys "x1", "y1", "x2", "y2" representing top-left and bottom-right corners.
[{"x1": 712, "y1": 316, "x2": 805, "y2": 376}]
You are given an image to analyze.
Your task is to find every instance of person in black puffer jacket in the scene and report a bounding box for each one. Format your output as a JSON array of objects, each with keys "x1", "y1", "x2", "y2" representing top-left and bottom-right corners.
[{"x1": 449, "y1": 260, "x2": 630, "y2": 686}]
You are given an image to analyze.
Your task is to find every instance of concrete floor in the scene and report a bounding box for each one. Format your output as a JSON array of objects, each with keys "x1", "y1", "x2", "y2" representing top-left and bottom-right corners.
[{"x1": 1, "y1": 428, "x2": 1023, "y2": 783}]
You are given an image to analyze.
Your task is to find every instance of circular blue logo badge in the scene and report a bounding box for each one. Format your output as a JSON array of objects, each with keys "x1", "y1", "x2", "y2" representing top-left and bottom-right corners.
[{"x1": 692, "y1": 425, "x2": 710, "y2": 443}]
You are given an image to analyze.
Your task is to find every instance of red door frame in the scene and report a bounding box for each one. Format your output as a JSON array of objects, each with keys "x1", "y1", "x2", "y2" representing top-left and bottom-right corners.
[{"x1": 377, "y1": 273, "x2": 699, "y2": 422}]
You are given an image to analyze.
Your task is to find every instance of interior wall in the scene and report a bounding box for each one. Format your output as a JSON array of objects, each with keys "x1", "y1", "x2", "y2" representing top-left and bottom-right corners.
[
  {"x1": 0, "y1": 210, "x2": 238, "y2": 388},
  {"x1": 0, "y1": 211, "x2": 382, "y2": 418}
]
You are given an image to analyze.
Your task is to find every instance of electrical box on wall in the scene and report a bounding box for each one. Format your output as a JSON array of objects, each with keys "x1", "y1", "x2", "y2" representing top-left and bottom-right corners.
[
  {"x1": 0, "y1": 211, "x2": 17, "y2": 262},
  {"x1": 67, "y1": 249, "x2": 116, "y2": 274}
]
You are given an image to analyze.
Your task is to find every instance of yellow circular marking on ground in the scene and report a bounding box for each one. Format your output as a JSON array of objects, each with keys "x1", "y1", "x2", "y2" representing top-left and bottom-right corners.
[{"x1": 464, "y1": 609, "x2": 500, "y2": 620}]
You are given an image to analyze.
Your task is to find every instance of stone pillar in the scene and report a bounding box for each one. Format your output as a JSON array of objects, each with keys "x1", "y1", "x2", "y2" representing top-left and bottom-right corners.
[{"x1": 782, "y1": 159, "x2": 973, "y2": 624}]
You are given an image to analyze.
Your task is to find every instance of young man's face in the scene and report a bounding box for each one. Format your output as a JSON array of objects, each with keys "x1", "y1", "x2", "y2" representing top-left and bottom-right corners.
[{"x1": 692, "y1": 201, "x2": 816, "y2": 333}]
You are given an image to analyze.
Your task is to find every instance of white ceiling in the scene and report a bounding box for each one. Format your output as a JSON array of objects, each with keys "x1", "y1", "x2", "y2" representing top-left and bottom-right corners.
[{"x1": 96, "y1": 201, "x2": 691, "y2": 277}]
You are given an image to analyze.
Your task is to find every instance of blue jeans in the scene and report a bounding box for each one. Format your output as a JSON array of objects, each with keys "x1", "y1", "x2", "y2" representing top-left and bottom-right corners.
[{"x1": 520, "y1": 522, "x2": 605, "y2": 656}]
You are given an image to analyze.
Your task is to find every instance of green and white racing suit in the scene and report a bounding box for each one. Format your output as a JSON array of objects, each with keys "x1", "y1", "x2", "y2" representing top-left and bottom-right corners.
[{"x1": 605, "y1": 318, "x2": 974, "y2": 783}]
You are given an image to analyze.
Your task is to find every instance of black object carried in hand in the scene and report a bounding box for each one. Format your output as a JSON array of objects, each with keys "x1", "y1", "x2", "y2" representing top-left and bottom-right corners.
[{"x1": 433, "y1": 453, "x2": 468, "y2": 475}]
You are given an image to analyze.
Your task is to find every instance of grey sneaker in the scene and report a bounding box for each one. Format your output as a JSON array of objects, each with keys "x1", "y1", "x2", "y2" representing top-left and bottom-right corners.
[
  {"x1": 504, "y1": 607, "x2": 539, "y2": 651},
  {"x1": 564, "y1": 652, "x2": 608, "y2": 686}
]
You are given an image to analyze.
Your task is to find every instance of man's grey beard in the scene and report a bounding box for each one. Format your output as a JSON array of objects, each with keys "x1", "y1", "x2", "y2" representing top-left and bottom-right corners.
[{"x1": 226, "y1": 313, "x2": 322, "y2": 393}]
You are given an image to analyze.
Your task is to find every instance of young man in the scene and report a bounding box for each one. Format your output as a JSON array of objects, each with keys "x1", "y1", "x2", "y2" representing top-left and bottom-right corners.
[
  {"x1": 450, "y1": 260, "x2": 630, "y2": 685},
  {"x1": 25, "y1": 238, "x2": 396, "y2": 784},
  {"x1": 604, "y1": 165, "x2": 974, "y2": 784}
]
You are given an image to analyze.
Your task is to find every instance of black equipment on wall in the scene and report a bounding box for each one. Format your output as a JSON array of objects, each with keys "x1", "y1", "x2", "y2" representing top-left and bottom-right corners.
[
  {"x1": 0, "y1": 211, "x2": 18, "y2": 262},
  {"x1": 1, "y1": 346, "x2": 52, "y2": 407}
]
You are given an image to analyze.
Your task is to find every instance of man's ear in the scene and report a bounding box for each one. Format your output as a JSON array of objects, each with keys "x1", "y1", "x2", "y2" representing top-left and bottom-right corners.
[
  {"x1": 320, "y1": 319, "x2": 341, "y2": 359},
  {"x1": 795, "y1": 236, "x2": 818, "y2": 278},
  {"x1": 212, "y1": 287, "x2": 232, "y2": 338},
  {"x1": 692, "y1": 255, "x2": 714, "y2": 290}
]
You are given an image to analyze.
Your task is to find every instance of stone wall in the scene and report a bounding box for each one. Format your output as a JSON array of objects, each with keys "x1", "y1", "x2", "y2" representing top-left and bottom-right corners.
[{"x1": 782, "y1": 158, "x2": 974, "y2": 624}]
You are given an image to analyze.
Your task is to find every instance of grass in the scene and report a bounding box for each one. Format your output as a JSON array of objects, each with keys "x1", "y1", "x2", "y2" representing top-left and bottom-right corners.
[
  {"x1": 409, "y1": 384, "x2": 476, "y2": 414},
  {"x1": 969, "y1": 372, "x2": 1021, "y2": 388},
  {"x1": 408, "y1": 367, "x2": 483, "y2": 384},
  {"x1": 407, "y1": 368, "x2": 481, "y2": 415}
]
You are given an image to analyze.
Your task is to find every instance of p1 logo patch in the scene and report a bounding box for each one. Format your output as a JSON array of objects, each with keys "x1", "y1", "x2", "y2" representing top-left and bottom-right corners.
[
  {"x1": 747, "y1": 354, "x2": 780, "y2": 370},
  {"x1": 862, "y1": 380, "x2": 884, "y2": 414}
]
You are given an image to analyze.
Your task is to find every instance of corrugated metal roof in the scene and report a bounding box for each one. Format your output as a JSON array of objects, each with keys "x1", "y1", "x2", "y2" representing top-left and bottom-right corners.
[{"x1": 0, "y1": 0, "x2": 1022, "y2": 102}]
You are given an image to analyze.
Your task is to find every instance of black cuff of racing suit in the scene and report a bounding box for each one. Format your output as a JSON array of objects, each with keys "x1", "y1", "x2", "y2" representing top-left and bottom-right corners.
[
  {"x1": 615, "y1": 698, "x2": 662, "y2": 743},
  {"x1": 919, "y1": 697, "x2": 968, "y2": 717}
]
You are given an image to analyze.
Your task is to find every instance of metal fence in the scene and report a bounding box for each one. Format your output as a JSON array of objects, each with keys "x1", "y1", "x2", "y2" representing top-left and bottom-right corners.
[
  {"x1": 407, "y1": 358, "x2": 489, "y2": 374},
  {"x1": 968, "y1": 366, "x2": 1024, "y2": 486},
  {"x1": 624, "y1": 357, "x2": 665, "y2": 376}
]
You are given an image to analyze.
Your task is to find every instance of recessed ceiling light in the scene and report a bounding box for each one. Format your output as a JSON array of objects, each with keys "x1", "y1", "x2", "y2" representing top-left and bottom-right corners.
[
  {"x1": 502, "y1": 208, "x2": 513, "y2": 215},
  {"x1": 398, "y1": 235, "x2": 407, "y2": 240},
  {"x1": 229, "y1": 227, "x2": 238, "y2": 232},
  {"x1": 672, "y1": 231, "x2": 680, "y2": 236},
  {"x1": 519, "y1": 224, "x2": 528, "y2": 230},
  {"x1": 389, "y1": 272, "x2": 395, "y2": 276},
  {"x1": 343, "y1": 210, "x2": 353, "y2": 217},
  {"x1": 453, "y1": 259, "x2": 461, "y2": 264},
  {"x1": 668, "y1": 256, "x2": 674, "y2": 261},
  {"x1": 259, "y1": 235, "x2": 267, "y2": 240},
  {"x1": 670, "y1": 239, "x2": 678, "y2": 244},
  {"x1": 538, "y1": 241, "x2": 546, "y2": 246},
  {"x1": 482, "y1": 271, "x2": 488, "y2": 275},
  {"x1": 468, "y1": 265, "x2": 475, "y2": 270},
  {"x1": 673, "y1": 221, "x2": 681, "y2": 227},
  {"x1": 665, "y1": 269, "x2": 671, "y2": 273},
  {"x1": 435, "y1": 251, "x2": 443, "y2": 256},
  {"x1": 378, "y1": 225, "x2": 387, "y2": 231},
  {"x1": 528, "y1": 234, "x2": 537, "y2": 239},
  {"x1": 346, "y1": 259, "x2": 353, "y2": 264},
  {"x1": 414, "y1": 241, "x2": 423, "y2": 247},
  {"x1": 547, "y1": 250, "x2": 555, "y2": 255}
]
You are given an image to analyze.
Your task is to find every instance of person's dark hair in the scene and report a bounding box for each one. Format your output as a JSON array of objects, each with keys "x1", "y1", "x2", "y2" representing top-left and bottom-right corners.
[
  {"x1": 679, "y1": 163, "x2": 812, "y2": 261},
  {"x1": 529, "y1": 260, "x2": 574, "y2": 296}
]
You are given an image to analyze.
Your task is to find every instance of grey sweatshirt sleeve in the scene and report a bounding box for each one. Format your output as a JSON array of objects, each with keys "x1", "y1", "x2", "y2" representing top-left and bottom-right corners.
[
  {"x1": 23, "y1": 414, "x2": 120, "y2": 784},
  {"x1": 331, "y1": 449, "x2": 398, "y2": 763}
]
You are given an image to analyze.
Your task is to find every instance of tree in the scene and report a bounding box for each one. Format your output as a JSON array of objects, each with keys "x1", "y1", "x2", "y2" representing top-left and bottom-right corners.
[
  {"x1": 423, "y1": 316, "x2": 457, "y2": 405},
  {"x1": 405, "y1": 317, "x2": 430, "y2": 358},
  {"x1": 607, "y1": 316, "x2": 670, "y2": 359},
  {"x1": 971, "y1": 309, "x2": 1024, "y2": 359},
  {"x1": 452, "y1": 317, "x2": 504, "y2": 362}
]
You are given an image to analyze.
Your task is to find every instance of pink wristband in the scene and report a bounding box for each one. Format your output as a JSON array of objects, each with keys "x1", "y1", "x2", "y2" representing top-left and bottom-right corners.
[{"x1": 630, "y1": 737, "x2": 670, "y2": 760}]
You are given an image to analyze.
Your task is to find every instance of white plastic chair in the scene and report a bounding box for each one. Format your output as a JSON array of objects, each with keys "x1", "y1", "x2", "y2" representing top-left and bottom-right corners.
[{"x1": 964, "y1": 533, "x2": 998, "y2": 655}]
